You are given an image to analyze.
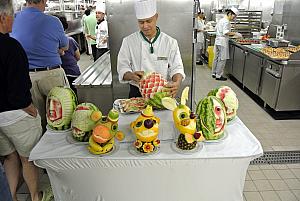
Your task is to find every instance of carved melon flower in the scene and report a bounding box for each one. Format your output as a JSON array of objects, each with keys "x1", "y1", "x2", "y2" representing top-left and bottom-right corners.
[
  {"x1": 153, "y1": 138, "x2": 160, "y2": 147},
  {"x1": 134, "y1": 140, "x2": 142, "y2": 148},
  {"x1": 143, "y1": 142, "x2": 154, "y2": 153}
]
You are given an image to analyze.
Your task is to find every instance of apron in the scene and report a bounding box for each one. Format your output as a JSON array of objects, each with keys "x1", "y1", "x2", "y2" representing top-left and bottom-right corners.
[{"x1": 214, "y1": 36, "x2": 230, "y2": 60}]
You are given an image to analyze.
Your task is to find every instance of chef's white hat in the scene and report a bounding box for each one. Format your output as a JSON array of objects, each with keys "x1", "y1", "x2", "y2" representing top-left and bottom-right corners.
[
  {"x1": 230, "y1": 7, "x2": 239, "y2": 16},
  {"x1": 96, "y1": 2, "x2": 106, "y2": 13},
  {"x1": 134, "y1": 0, "x2": 157, "y2": 19}
]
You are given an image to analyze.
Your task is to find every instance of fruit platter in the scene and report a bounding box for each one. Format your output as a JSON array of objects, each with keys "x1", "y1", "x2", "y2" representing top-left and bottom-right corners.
[
  {"x1": 234, "y1": 38, "x2": 260, "y2": 45},
  {"x1": 261, "y1": 47, "x2": 291, "y2": 60},
  {"x1": 113, "y1": 97, "x2": 146, "y2": 114}
]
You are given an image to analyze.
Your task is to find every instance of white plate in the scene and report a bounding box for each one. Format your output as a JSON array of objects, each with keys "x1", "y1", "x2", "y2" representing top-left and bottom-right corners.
[
  {"x1": 204, "y1": 130, "x2": 228, "y2": 144},
  {"x1": 66, "y1": 134, "x2": 89, "y2": 145},
  {"x1": 88, "y1": 143, "x2": 120, "y2": 157},
  {"x1": 46, "y1": 125, "x2": 72, "y2": 133},
  {"x1": 227, "y1": 116, "x2": 238, "y2": 125},
  {"x1": 171, "y1": 141, "x2": 203, "y2": 155},
  {"x1": 128, "y1": 144, "x2": 160, "y2": 157}
]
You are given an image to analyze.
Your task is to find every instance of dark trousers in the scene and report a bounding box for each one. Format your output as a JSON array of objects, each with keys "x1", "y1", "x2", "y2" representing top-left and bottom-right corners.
[
  {"x1": 129, "y1": 85, "x2": 142, "y2": 98},
  {"x1": 91, "y1": 44, "x2": 97, "y2": 62},
  {"x1": 67, "y1": 76, "x2": 79, "y2": 95},
  {"x1": 95, "y1": 48, "x2": 109, "y2": 61}
]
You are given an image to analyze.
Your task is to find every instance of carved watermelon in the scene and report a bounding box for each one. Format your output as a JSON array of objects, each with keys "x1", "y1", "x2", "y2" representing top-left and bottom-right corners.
[
  {"x1": 71, "y1": 103, "x2": 102, "y2": 142},
  {"x1": 196, "y1": 96, "x2": 227, "y2": 140},
  {"x1": 208, "y1": 86, "x2": 239, "y2": 121},
  {"x1": 46, "y1": 86, "x2": 77, "y2": 130},
  {"x1": 139, "y1": 72, "x2": 170, "y2": 109}
]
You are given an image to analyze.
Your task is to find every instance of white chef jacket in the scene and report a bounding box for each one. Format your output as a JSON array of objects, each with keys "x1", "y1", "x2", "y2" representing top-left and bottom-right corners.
[
  {"x1": 117, "y1": 31, "x2": 185, "y2": 85},
  {"x1": 214, "y1": 16, "x2": 231, "y2": 60},
  {"x1": 95, "y1": 20, "x2": 108, "y2": 49},
  {"x1": 196, "y1": 18, "x2": 205, "y2": 43}
]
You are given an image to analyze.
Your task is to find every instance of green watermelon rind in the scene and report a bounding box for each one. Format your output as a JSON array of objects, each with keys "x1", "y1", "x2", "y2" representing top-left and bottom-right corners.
[
  {"x1": 46, "y1": 86, "x2": 77, "y2": 130},
  {"x1": 196, "y1": 96, "x2": 227, "y2": 140}
]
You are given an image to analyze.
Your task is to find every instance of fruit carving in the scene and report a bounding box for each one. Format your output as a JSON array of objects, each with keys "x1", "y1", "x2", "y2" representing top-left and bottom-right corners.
[
  {"x1": 46, "y1": 86, "x2": 77, "y2": 130},
  {"x1": 196, "y1": 96, "x2": 227, "y2": 140},
  {"x1": 208, "y1": 86, "x2": 238, "y2": 122},
  {"x1": 162, "y1": 87, "x2": 205, "y2": 150},
  {"x1": 139, "y1": 72, "x2": 170, "y2": 109},
  {"x1": 130, "y1": 105, "x2": 160, "y2": 153},
  {"x1": 71, "y1": 103, "x2": 102, "y2": 142},
  {"x1": 88, "y1": 109, "x2": 124, "y2": 155}
]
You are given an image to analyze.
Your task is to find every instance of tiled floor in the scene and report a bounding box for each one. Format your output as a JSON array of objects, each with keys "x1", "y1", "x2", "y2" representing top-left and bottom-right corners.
[{"x1": 16, "y1": 55, "x2": 300, "y2": 201}]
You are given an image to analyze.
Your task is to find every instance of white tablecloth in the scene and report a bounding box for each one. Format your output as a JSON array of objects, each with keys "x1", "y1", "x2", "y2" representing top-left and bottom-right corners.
[{"x1": 30, "y1": 112, "x2": 263, "y2": 201}]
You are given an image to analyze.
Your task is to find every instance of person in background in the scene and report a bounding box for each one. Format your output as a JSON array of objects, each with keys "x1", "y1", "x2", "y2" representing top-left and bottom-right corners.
[
  {"x1": 81, "y1": 8, "x2": 91, "y2": 55},
  {"x1": 84, "y1": 4, "x2": 98, "y2": 61},
  {"x1": 0, "y1": 1, "x2": 53, "y2": 200},
  {"x1": 86, "y1": 2, "x2": 109, "y2": 60},
  {"x1": 55, "y1": 14, "x2": 81, "y2": 95},
  {"x1": 11, "y1": 0, "x2": 69, "y2": 131},
  {"x1": 195, "y1": 11, "x2": 205, "y2": 65},
  {"x1": 212, "y1": 7, "x2": 239, "y2": 81},
  {"x1": 117, "y1": 0, "x2": 185, "y2": 98}
]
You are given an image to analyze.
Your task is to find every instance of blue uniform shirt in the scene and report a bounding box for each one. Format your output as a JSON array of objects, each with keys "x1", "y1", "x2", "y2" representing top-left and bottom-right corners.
[{"x1": 11, "y1": 7, "x2": 68, "y2": 69}]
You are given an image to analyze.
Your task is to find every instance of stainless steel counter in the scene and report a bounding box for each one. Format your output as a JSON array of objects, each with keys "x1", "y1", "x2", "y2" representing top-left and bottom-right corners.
[
  {"x1": 74, "y1": 51, "x2": 113, "y2": 114},
  {"x1": 228, "y1": 40, "x2": 300, "y2": 111}
]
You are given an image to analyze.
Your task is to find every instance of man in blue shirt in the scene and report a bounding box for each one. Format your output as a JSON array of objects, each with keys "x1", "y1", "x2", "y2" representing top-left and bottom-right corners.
[{"x1": 11, "y1": 0, "x2": 70, "y2": 130}]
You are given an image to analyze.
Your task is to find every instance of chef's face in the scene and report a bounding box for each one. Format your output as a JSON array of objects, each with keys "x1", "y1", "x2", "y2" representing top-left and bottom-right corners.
[
  {"x1": 228, "y1": 13, "x2": 236, "y2": 21},
  {"x1": 96, "y1": 11, "x2": 105, "y2": 21},
  {"x1": 138, "y1": 13, "x2": 158, "y2": 38}
]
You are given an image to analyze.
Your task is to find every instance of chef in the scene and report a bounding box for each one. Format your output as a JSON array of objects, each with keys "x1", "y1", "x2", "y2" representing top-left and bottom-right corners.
[
  {"x1": 195, "y1": 11, "x2": 205, "y2": 65},
  {"x1": 212, "y1": 7, "x2": 240, "y2": 81},
  {"x1": 117, "y1": 0, "x2": 185, "y2": 98}
]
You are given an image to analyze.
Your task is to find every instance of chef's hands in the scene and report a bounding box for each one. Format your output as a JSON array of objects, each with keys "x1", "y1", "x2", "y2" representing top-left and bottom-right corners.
[
  {"x1": 23, "y1": 103, "x2": 38, "y2": 118},
  {"x1": 123, "y1": 71, "x2": 144, "y2": 83},
  {"x1": 164, "y1": 81, "x2": 181, "y2": 98}
]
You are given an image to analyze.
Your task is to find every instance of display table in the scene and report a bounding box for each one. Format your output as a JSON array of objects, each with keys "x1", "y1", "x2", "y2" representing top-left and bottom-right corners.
[{"x1": 30, "y1": 111, "x2": 263, "y2": 201}]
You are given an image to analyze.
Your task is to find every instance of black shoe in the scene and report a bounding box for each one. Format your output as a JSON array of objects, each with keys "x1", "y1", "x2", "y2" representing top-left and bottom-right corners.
[
  {"x1": 212, "y1": 74, "x2": 216, "y2": 78},
  {"x1": 216, "y1": 76, "x2": 227, "y2": 81},
  {"x1": 196, "y1": 61, "x2": 203, "y2": 65}
]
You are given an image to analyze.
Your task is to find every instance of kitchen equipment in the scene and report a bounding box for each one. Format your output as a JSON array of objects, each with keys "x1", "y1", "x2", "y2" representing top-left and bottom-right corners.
[{"x1": 267, "y1": 38, "x2": 290, "y2": 47}]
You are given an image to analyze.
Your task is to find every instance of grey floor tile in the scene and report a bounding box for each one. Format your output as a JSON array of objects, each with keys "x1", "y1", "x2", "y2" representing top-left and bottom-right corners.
[
  {"x1": 278, "y1": 169, "x2": 297, "y2": 179},
  {"x1": 248, "y1": 165, "x2": 260, "y2": 171},
  {"x1": 259, "y1": 164, "x2": 274, "y2": 170},
  {"x1": 262, "y1": 169, "x2": 281, "y2": 180},
  {"x1": 249, "y1": 170, "x2": 267, "y2": 180},
  {"x1": 284, "y1": 179, "x2": 300, "y2": 190},
  {"x1": 292, "y1": 190, "x2": 300, "y2": 200},
  {"x1": 259, "y1": 191, "x2": 281, "y2": 201},
  {"x1": 245, "y1": 172, "x2": 252, "y2": 181},
  {"x1": 290, "y1": 169, "x2": 300, "y2": 179},
  {"x1": 270, "y1": 180, "x2": 290, "y2": 191},
  {"x1": 277, "y1": 190, "x2": 298, "y2": 201},
  {"x1": 287, "y1": 164, "x2": 300, "y2": 169},
  {"x1": 244, "y1": 192, "x2": 263, "y2": 201},
  {"x1": 253, "y1": 180, "x2": 274, "y2": 191},
  {"x1": 17, "y1": 182, "x2": 29, "y2": 194},
  {"x1": 273, "y1": 164, "x2": 289, "y2": 170},
  {"x1": 16, "y1": 194, "x2": 29, "y2": 201},
  {"x1": 244, "y1": 180, "x2": 258, "y2": 192}
]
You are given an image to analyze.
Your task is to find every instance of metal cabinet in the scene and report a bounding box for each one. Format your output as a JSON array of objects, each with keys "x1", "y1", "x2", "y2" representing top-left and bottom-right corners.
[
  {"x1": 260, "y1": 61, "x2": 282, "y2": 109},
  {"x1": 232, "y1": 47, "x2": 246, "y2": 83},
  {"x1": 225, "y1": 44, "x2": 235, "y2": 75},
  {"x1": 243, "y1": 53, "x2": 264, "y2": 95}
]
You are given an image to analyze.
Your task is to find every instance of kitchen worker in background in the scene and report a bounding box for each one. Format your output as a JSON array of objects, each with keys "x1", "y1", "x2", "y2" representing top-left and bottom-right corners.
[
  {"x1": 212, "y1": 7, "x2": 240, "y2": 81},
  {"x1": 84, "y1": 4, "x2": 98, "y2": 61},
  {"x1": 81, "y1": 8, "x2": 92, "y2": 56},
  {"x1": 86, "y1": 2, "x2": 109, "y2": 60},
  {"x1": 0, "y1": 1, "x2": 53, "y2": 200},
  {"x1": 117, "y1": 0, "x2": 185, "y2": 98},
  {"x1": 195, "y1": 11, "x2": 205, "y2": 65},
  {"x1": 11, "y1": 0, "x2": 69, "y2": 131},
  {"x1": 55, "y1": 14, "x2": 81, "y2": 95}
]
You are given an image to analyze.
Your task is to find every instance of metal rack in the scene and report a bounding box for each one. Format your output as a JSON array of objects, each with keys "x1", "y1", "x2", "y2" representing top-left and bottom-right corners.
[{"x1": 231, "y1": 10, "x2": 262, "y2": 38}]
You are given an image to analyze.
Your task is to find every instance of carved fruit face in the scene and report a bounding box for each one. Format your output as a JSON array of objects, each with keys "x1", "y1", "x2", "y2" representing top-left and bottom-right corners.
[
  {"x1": 130, "y1": 114, "x2": 160, "y2": 142},
  {"x1": 173, "y1": 104, "x2": 196, "y2": 135},
  {"x1": 47, "y1": 98, "x2": 62, "y2": 123},
  {"x1": 212, "y1": 98, "x2": 226, "y2": 133},
  {"x1": 216, "y1": 86, "x2": 238, "y2": 121}
]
